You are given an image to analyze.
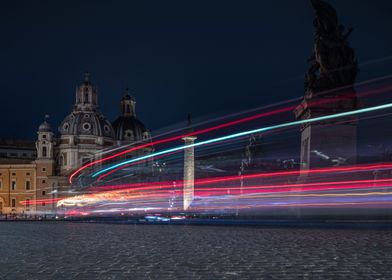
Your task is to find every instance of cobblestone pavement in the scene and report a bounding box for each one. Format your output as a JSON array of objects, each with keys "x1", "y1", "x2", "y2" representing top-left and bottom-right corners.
[{"x1": 0, "y1": 222, "x2": 391, "y2": 279}]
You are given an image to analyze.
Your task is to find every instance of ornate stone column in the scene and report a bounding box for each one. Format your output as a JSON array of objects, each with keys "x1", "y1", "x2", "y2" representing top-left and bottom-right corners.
[{"x1": 182, "y1": 136, "x2": 197, "y2": 211}]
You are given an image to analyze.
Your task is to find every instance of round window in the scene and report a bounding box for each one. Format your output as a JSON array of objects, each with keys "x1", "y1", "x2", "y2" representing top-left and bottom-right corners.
[
  {"x1": 124, "y1": 129, "x2": 133, "y2": 139},
  {"x1": 104, "y1": 125, "x2": 110, "y2": 132},
  {"x1": 63, "y1": 123, "x2": 69, "y2": 130},
  {"x1": 83, "y1": 123, "x2": 91, "y2": 131}
]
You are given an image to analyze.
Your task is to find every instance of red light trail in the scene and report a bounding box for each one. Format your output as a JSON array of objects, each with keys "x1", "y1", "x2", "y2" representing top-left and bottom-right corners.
[
  {"x1": 89, "y1": 163, "x2": 392, "y2": 193},
  {"x1": 70, "y1": 87, "x2": 385, "y2": 184}
]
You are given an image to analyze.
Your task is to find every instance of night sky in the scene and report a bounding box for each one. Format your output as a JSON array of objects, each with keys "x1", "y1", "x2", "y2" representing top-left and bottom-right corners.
[{"x1": 1, "y1": 0, "x2": 392, "y2": 139}]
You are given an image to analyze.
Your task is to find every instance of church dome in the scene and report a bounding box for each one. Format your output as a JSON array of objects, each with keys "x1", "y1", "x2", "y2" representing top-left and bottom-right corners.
[
  {"x1": 59, "y1": 111, "x2": 115, "y2": 138},
  {"x1": 58, "y1": 73, "x2": 115, "y2": 139},
  {"x1": 112, "y1": 116, "x2": 149, "y2": 142},
  {"x1": 112, "y1": 90, "x2": 150, "y2": 142},
  {"x1": 38, "y1": 115, "x2": 52, "y2": 132},
  {"x1": 38, "y1": 121, "x2": 52, "y2": 132}
]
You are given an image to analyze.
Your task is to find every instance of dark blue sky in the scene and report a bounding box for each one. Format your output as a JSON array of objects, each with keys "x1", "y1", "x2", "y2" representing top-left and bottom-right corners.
[{"x1": 1, "y1": 0, "x2": 392, "y2": 139}]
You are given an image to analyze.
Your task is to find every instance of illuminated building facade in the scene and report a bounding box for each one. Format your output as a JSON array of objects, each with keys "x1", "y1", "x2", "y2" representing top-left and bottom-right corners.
[
  {"x1": 0, "y1": 164, "x2": 36, "y2": 214},
  {"x1": 0, "y1": 73, "x2": 151, "y2": 215}
]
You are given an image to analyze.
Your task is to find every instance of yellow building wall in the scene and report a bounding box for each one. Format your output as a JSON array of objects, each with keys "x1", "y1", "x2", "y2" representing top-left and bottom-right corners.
[
  {"x1": 0, "y1": 164, "x2": 37, "y2": 215},
  {"x1": 35, "y1": 159, "x2": 55, "y2": 213}
]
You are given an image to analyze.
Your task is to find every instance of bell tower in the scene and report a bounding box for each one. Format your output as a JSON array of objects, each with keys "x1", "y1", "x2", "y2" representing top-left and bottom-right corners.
[
  {"x1": 36, "y1": 115, "x2": 54, "y2": 160},
  {"x1": 35, "y1": 115, "x2": 55, "y2": 213}
]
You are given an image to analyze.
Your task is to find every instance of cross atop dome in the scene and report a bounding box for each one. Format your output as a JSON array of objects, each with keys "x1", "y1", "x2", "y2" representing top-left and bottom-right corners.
[
  {"x1": 84, "y1": 72, "x2": 91, "y2": 84},
  {"x1": 122, "y1": 88, "x2": 136, "y2": 101}
]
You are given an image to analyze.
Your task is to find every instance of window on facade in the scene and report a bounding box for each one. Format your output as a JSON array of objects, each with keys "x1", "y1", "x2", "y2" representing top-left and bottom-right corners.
[
  {"x1": 42, "y1": 135, "x2": 47, "y2": 139},
  {"x1": 82, "y1": 157, "x2": 91, "y2": 165},
  {"x1": 26, "y1": 199, "x2": 30, "y2": 209},
  {"x1": 124, "y1": 130, "x2": 133, "y2": 140},
  {"x1": 12, "y1": 172, "x2": 16, "y2": 176},
  {"x1": 42, "y1": 180, "x2": 46, "y2": 184},
  {"x1": 83, "y1": 123, "x2": 91, "y2": 130},
  {"x1": 26, "y1": 172, "x2": 30, "y2": 176},
  {"x1": 42, "y1": 167, "x2": 46, "y2": 172},
  {"x1": 11, "y1": 180, "x2": 16, "y2": 190},
  {"x1": 11, "y1": 198, "x2": 16, "y2": 208},
  {"x1": 42, "y1": 191, "x2": 46, "y2": 196},
  {"x1": 60, "y1": 154, "x2": 67, "y2": 166},
  {"x1": 42, "y1": 146, "x2": 47, "y2": 157},
  {"x1": 25, "y1": 180, "x2": 31, "y2": 191}
]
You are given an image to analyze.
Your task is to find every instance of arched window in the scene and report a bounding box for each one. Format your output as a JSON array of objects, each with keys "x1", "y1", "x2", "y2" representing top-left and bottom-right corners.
[
  {"x1": 42, "y1": 146, "x2": 47, "y2": 158},
  {"x1": 60, "y1": 154, "x2": 66, "y2": 166}
]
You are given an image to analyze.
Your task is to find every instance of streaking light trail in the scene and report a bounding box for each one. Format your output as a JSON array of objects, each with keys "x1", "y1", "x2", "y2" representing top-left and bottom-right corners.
[
  {"x1": 69, "y1": 105, "x2": 297, "y2": 183},
  {"x1": 69, "y1": 102, "x2": 314, "y2": 182},
  {"x1": 89, "y1": 163, "x2": 392, "y2": 192},
  {"x1": 54, "y1": 180, "x2": 392, "y2": 211},
  {"x1": 92, "y1": 102, "x2": 392, "y2": 178},
  {"x1": 71, "y1": 80, "x2": 392, "y2": 184},
  {"x1": 70, "y1": 83, "x2": 392, "y2": 184}
]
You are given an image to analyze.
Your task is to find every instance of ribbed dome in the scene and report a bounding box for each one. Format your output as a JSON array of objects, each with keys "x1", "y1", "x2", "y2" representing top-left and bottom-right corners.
[
  {"x1": 112, "y1": 116, "x2": 149, "y2": 142},
  {"x1": 38, "y1": 121, "x2": 52, "y2": 132},
  {"x1": 59, "y1": 111, "x2": 115, "y2": 138}
]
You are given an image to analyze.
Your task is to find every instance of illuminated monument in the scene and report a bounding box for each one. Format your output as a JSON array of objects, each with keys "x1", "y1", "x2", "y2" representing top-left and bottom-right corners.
[
  {"x1": 294, "y1": 0, "x2": 358, "y2": 173},
  {"x1": 182, "y1": 114, "x2": 197, "y2": 210}
]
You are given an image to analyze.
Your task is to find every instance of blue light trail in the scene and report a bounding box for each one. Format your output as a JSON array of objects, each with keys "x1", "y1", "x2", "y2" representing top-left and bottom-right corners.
[{"x1": 92, "y1": 102, "x2": 392, "y2": 177}]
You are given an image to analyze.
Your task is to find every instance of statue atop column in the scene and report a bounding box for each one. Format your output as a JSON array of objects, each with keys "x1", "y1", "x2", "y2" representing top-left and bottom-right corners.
[
  {"x1": 295, "y1": 0, "x2": 358, "y2": 172},
  {"x1": 304, "y1": 0, "x2": 358, "y2": 97}
]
